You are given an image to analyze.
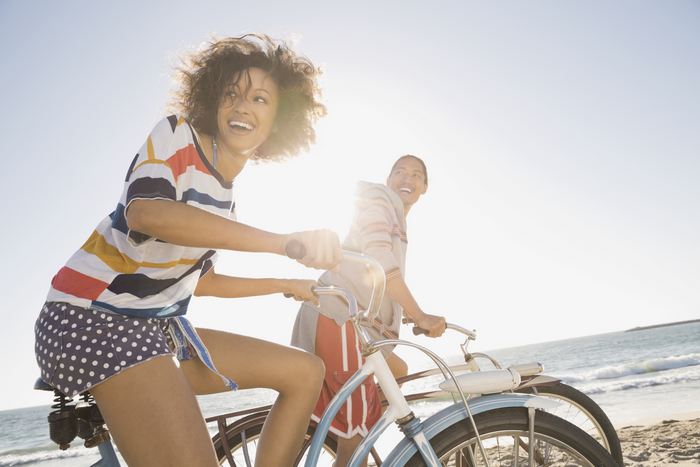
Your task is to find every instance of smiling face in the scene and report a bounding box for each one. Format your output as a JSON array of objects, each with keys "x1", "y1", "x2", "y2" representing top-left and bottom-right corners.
[
  {"x1": 386, "y1": 156, "x2": 428, "y2": 213},
  {"x1": 216, "y1": 67, "x2": 280, "y2": 159}
]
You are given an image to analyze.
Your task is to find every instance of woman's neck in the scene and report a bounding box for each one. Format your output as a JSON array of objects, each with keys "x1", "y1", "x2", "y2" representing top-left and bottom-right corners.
[{"x1": 201, "y1": 134, "x2": 248, "y2": 181}]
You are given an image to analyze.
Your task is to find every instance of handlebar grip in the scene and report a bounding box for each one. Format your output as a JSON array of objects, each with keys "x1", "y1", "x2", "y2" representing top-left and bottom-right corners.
[
  {"x1": 285, "y1": 240, "x2": 307, "y2": 260},
  {"x1": 412, "y1": 326, "x2": 429, "y2": 336}
]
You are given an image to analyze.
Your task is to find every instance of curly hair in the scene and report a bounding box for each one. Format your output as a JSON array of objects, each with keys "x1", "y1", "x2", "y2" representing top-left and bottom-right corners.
[{"x1": 171, "y1": 34, "x2": 326, "y2": 161}]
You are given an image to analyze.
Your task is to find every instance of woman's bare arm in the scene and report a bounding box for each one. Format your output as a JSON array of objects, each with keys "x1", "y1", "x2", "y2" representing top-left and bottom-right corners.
[
  {"x1": 127, "y1": 199, "x2": 340, "y2": 269},
  {"x1": 194, "y1": 270, "x2": 317, "y2": 303},
  {"x1": 386, "y1": 275, "x2": 445, "y2": 337},
  {"x1": 127, "y1": 199, "x2": 286, "y2": 253}
]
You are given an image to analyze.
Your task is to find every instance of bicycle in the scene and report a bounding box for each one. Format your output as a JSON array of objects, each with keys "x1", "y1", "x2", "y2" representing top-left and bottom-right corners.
[
  {"x1": 209, "y1": 251, "x2": 617, "y2": 465},
  {"x1": 208, "y1": 323, "x2": 622, "y2": 466},
  {"x1": 35, "y1": 251, "x2": 618, "y2": 466},
  {"x1": 209, "y1": 246, "x2": 622, "y2": 466}
]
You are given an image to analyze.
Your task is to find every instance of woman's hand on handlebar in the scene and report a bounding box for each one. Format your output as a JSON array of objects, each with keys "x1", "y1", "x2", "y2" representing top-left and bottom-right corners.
[
  {"x1": 412, "y1": 313, "x2": 447, "y2": 338},
  {"x1": 285, "y1": 230, "x2": 342, "y2": 270},
  {"x1": 282, "y1": 279, "x2": 319, "y2": 305}
]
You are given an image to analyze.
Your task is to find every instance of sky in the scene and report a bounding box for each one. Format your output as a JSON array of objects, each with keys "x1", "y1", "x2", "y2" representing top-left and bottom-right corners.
[{"x1": 0, "y1": 0, "x2": 698, "y2": 410}]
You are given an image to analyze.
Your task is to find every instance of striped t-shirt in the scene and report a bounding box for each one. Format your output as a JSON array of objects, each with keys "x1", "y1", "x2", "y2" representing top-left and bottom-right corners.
[{"x1": 46, "y1": 115, "x2": 234, "y2": 318}]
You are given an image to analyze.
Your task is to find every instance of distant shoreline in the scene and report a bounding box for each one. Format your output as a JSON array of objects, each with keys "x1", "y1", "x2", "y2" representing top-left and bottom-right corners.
[{"x1": 625, "y1": 318, "x2": 700, "y2": 332}]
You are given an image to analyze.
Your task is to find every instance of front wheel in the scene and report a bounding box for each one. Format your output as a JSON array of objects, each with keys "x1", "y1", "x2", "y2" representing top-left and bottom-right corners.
[
  {"x1": 406, "y1": 407, "x2": 618, "y2": 466},
  {"x1": 517, "y1": 381, "x2": 623, "y2": 465}
]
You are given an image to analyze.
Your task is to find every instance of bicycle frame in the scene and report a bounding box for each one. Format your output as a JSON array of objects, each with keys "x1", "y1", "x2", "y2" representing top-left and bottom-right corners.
[
  {"x1": 302, "y1": 252, "x2": 445, "y2": 466},
  {"x1": 306, "y1": 348, "x2": 441, "y2": 466},
  {"x1": 303, "y1": 331, "x2": 561, "y2": 467},
  {"x1": 303, "y1": 252, "x2": 564, "y2": 466}
]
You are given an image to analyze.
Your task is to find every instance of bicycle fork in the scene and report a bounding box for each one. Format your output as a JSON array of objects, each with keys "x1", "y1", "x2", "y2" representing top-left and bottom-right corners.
[{"x1": 347, "y1": 351, "x2": 441, "y2": 466}]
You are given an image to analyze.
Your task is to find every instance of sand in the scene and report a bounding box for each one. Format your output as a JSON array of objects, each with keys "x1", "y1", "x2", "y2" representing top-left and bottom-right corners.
[{"x1": 619, "y1": 417, "x2": 700, "y2": 466}]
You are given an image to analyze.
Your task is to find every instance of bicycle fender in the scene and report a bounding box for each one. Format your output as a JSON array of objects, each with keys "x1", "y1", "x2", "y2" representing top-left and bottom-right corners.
[
  {"x1": 381, "y1": 393, "x2": 559, "y2": 466},
  {"x1": 517, "y1": 374, "x2": 561, "y2": 389}
]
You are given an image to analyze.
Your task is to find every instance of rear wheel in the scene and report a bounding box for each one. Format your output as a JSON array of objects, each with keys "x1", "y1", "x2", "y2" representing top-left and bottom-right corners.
[
  {"x1": 406, "y1": 407, "x2": 618, "y2": 466},
  {"x1": 517, "y1": 382, "x2": 623, "y2": 465}
]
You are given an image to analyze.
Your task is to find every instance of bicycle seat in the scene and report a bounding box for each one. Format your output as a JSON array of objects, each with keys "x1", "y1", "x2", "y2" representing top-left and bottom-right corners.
[
  {"x1": 34, "y1": 377, "x2": 72, "y2": 396},
  {"x1": 34, "y1": 377, "x2": 59, "y2": 392},
  {"x1": 34, "y1": 377, "x2": 91, "y2": 398}
]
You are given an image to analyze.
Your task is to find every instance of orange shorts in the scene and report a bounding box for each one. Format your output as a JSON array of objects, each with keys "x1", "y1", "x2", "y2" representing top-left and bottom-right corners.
[{"x1": 311, "y1": 314, "x2": 382, "y2": 439}]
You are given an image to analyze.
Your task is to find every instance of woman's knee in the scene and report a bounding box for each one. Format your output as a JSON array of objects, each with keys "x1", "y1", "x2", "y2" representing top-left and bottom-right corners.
[
  {"x1": 302, "y1": 352, "x2": 326, "y2": 385},
  {"x1": 280, "y1": 350, "x2": 325, "y2": 394}
]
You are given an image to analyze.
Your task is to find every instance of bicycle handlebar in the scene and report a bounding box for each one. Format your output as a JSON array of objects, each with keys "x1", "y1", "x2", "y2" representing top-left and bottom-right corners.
[
  {"x1": 408, "y1": 319, "x2": 477, "y2": 340},
  {"x1": 287, "y1": 240, "x2": 476, "y2": 342},
  {"x1": 285, "y1": 241, "x2": 386, "y2": 322}
]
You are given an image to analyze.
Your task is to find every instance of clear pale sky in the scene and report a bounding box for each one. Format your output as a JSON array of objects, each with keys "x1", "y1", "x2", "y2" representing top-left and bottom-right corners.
[{"x1": 1, "y1": 1, "x2": 698, "y2": 410}]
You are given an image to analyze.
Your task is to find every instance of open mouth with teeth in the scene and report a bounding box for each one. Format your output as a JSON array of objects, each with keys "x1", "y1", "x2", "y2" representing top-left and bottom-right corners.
[
  {"x1": 228, "y1": 120, "x2": 255, "y2": 132},
  {"x1": 399, "y1": 187, "x2": 413, "y2": 194}
]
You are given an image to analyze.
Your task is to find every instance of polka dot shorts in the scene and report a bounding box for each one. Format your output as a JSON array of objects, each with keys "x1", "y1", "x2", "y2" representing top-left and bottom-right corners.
[{"x1": 34, "y1": 301, "x2": 173, "y2": 397}]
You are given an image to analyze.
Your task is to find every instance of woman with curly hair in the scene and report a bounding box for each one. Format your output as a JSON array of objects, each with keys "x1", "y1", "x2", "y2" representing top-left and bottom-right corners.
[{"x1": 34, "y1": 34, "x2": 340, "y2": 466}]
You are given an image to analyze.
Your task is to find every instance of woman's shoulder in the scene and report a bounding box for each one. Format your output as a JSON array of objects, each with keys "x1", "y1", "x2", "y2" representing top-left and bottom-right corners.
[
  {"x1": 149, "y1": 114, "x2": 195, "y2": 137},
  {"x1": 145, "y1": 114, "x2": 200, "y2": 150},
  {"x1": 356, "y1": 180, "x2": 389, "y2": 197},
  {"x1": 355, "y1": 181, "x2": 403, "y2": 210}
]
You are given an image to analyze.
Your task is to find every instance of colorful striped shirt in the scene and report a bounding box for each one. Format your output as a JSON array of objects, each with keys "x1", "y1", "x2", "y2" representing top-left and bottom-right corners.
[{"x1": 46, "y1": 115, "x2": 234, "y2": 318}]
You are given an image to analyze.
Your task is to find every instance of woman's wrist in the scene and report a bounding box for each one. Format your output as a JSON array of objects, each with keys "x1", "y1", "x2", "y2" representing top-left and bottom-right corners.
[
  {"x1": 407, "y1": 309, "x2": 427, "y2": 323},
  {"x1": 274, "y1": 233, "x2": 290, "y2": 256},
  {"x1": 276, "y1": 278, "x2": 292, "y2": 294}
]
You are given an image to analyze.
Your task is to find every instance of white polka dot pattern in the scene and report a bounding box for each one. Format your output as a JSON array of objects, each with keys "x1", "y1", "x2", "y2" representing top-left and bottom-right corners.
[{"x1": 34, "y1": 302, "x2": 173, "y2": 397}]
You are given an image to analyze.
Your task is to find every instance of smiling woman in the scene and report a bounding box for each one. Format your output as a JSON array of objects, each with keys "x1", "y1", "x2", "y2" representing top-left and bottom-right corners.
[
  {"x1": 172, "y1": 36, "x2": 324, "y2": 163},
  {"x1": 33, "y1": 34, "x2": 343, "y2": 467},
  {"x1": 291, "y1": 154, "x2": 447, "y2": 466}
]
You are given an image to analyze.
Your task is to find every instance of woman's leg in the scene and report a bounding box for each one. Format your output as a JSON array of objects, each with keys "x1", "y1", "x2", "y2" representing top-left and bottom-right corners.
[
  {"x1": 387, "y1": 351, "x2": 408, "y2": 379},
  {"x1": 335, "y1": 434, "x2": 367, "y2": 467},
  {"x1": 90, "y1": 354, "x2": 217, "y2": 467},
  {"x1": 179, "y1": 328, "x2": 325, "y2": 467}
]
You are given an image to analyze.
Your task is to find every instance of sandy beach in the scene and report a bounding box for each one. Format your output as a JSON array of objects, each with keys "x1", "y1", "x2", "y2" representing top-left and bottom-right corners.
[{"x1": 619, "y1": 417, "x2": 700, "y2": 466}]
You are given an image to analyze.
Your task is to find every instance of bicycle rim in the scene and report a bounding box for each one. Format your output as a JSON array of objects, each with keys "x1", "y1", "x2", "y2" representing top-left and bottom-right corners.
[
  {"x1": 215, "y1": 422, "x2": 336, "y2": 466},
  {"x1": 518, "y1": 382, "x2": 623, "y2": 464},
  {"x1": 407, "y1": 407, "x2": 617, "y2": 466}
]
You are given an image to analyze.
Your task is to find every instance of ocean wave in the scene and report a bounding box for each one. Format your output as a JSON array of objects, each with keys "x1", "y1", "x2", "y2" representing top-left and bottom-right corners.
[
  {"x1": 0, "y1": 445, "x2": 94, "y2": 466},
  {"x1": 582, "y1": 370, "x2": 700, "y2": 395},
  {"x1": 559, "y1": 353, "x2": 700, "y2": 383}
]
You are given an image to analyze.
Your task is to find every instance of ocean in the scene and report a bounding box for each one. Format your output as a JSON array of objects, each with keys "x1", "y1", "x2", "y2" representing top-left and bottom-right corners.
[{"x1": 1, "y1": 321, "x2": 698, "y2": 466}]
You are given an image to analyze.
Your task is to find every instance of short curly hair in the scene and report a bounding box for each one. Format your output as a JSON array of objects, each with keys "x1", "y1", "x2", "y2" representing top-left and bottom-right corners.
[{"x1": 171, "y1": 34, "x2": 326, "y2": 161}]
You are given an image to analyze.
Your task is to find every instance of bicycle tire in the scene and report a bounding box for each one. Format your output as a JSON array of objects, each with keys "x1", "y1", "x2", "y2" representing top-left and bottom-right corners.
[
  {"x1": 211, "y1": 412, "x2": 382, "y2": 466},
  {"x1": 516, "y1": 382, "x2": 623, "y2": 465},
  {"x1": 212, "y1": 413, "x2": 335, "y2": 466},
  {"x1": 405, "y1": 407, "x2": 618, "y2": 466}
]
